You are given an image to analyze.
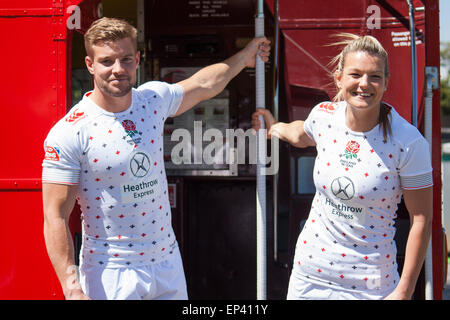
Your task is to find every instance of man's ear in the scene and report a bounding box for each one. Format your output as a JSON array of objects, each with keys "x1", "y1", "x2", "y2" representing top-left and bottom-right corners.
[
  {"x1": 85, "y1": 55, "x2": 95, "y2": 75},
  {"x1": 384, "y1": 76, "x2": 390, "y2": 91},
  {"x1": 135, "y1": 50, "x2": 140, "y2": 70}
]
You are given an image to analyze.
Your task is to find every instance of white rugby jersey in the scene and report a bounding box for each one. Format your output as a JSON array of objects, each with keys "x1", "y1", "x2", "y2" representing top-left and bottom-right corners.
[
  {"x1": 42, "y1": 81, "x2": 183, "y2": 268},
  {"x1": 290, "y1": 101, "x2": 433, "y2": 298}
]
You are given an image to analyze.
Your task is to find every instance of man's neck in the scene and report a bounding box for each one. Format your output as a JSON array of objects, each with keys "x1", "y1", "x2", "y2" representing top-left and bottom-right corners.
[{"x1": 88, "y1": 88, "x2": 132, "y2": 113}]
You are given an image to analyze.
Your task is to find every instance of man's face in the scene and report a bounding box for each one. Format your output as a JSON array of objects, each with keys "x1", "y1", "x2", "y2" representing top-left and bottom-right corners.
[{"x1": 85, "y1": 37, "x2": 139, "y2": 98}]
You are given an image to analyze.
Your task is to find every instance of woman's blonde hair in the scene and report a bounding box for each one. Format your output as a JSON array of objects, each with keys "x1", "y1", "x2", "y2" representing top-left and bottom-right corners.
[
  {"x1": 330, "y1": 33, "x2": 392, "y2": 141},
  {"x1": 84, "y1": 17, "x2": 137, "y2": 57}
]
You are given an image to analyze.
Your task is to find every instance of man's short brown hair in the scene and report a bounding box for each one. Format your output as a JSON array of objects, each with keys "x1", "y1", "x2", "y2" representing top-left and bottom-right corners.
[{"x1": 84, "y1": 17, "x2": 137, "y2": 56}]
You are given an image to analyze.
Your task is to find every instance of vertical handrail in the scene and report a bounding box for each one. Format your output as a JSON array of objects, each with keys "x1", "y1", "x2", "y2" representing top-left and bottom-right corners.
[{"x1": 255, "y1": 0, "x2": 267, "y2": 300}]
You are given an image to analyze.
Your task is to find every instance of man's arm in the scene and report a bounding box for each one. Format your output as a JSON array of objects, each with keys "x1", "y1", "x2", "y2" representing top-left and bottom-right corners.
[
  {"x1": 174, "y1": 37, "x2": 270, "y2": 117},
  {"x1": 42, "y1": 183, "x2": 90, "y2": 300}
]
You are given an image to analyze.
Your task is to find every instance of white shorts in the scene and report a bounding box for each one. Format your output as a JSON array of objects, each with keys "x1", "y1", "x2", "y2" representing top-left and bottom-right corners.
[
  {"x1": 287, "y1": 270, "x2": 388, "y2": 300},
  {"x1": 79, "y1": 247, "x2": 188, "y2": 300}
]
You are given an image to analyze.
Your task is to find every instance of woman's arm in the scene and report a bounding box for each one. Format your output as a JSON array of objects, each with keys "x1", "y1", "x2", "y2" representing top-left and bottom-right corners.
[
  {"x1": 251, "y1": 108, "x2": 316, "y2": 148},
  {"x1": 385, "y1": 186, "x2": 433, "y2": 300}
]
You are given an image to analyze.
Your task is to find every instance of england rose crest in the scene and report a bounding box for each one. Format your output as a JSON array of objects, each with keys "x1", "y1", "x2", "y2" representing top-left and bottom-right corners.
[
  {"x1": 345, "y1": 141, "x2": 360, "y2": 159},
  {"x1": 122, "y1": 119, "x2": 138, "y2": 137}
]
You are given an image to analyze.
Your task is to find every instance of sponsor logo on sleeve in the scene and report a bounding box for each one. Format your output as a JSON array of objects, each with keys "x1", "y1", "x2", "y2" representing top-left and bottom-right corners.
[{"x1": 44, "y1": 146, "x2": 60, "y2": 161}]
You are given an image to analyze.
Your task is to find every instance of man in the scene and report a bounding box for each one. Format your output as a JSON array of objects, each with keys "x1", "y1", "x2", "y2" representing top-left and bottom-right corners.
[{"x1": 42, "y1": 17, "x2": 270, "y2": 300}]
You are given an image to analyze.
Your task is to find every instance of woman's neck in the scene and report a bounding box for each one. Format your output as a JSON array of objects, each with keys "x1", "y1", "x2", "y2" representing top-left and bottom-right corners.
[{"x1": 345, "y1": 102, "x2": 380, "y2": 133}]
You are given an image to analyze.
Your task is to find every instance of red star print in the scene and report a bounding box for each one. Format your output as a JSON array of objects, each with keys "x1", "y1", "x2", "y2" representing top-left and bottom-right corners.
[
  {"x1": 95, "y1": 178, "x2": 100, "y2": 182},
  {"x1": 384, "y1": 176, "x2": 389, "y2": 180},
  {"x1": 93, "y1": 158, "x2": 98, "y2": 163},
  {"x1": 340, "y1": 275, "x2": 344, "y2": 279},
  {"x1": 142, "y1": 212, "x2": 146, "y2": 216},
  {"x1": 89, "y1": 136, "x2": 93, "y2": 140},
  {"x1": 154, "y1": 110, "x2": 157, "y2": 115},
  {"x1": 151, "y1": 139, "x2": 154, "y2": 144},
  {"x1": 370, "y1": 149, "x2": 374, "y2": 153},
  {"x1": 116, "y1": 150, "x2": 120, "y2": 155},
  {"x1": 119, "y1": 214, "x2": 124, "y2": 218},
  {"x1": 341, "y1": 253, "x2": 346, "y2": 257},
  {"x1": 117, "y1": 235, "x2": 122, "y2": 239},
  {"x1": 120, "y1": 172, "x2": 126, "y2": 176},
  {"x1": 364, "y1": 173, "x2": 369, "y2": 177},
  {"x1": 321, "y1": 248, "x2": 325, "y2": 252},
  {"x1": 333, "y1": 139, "x2": 337, "y2": 143},
  {"x1": 141, "y1": 118, "x2": 145, "y2": 122},
  {"x1": 108, "y1": 130, "x2": 112, "y2": 133},
  {"x1": 141, "y1": 233, "x2": 146, "y2": 237},
  {"x1": 322, "y1": 185, "x2": 326, "y2": 189},
  {"x1": 389, "y1": 154, "x2": 393, "y2": 158},
  {"x1": 160, "y1": 227, "x2": 164, "y2": 231},
  {"x1": 154, "y1": 161, "x2": 157, "y2": 166},
  {"x1": 303, "y1": 240, "x2": 307, "y2": 244},
  {"x1": 95, "y1": 197, "x2": 101, "y2": 200},
  {"x1": 161, "y1": 248, "x2": 165, "y2": 251},
  {"x1": 364, "y1": 256, "x2": 368, "y2": 260},
  {"x1": 318, "y1": 269, "x2": 322, "y2": 273},
  {"x1": 362, "y1": 235, "x2": 366, "y2": 239}
]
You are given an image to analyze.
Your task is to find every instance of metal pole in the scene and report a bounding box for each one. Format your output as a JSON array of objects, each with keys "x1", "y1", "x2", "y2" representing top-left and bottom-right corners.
[
  {"x1": 255, "y1": 0, "x2": 267, "y2": 300},
  {"x1": 424, "y1": 66, "x2": 438, "y2": 300},
  {"x1": 407, "y1": 0, "x2": 433, "y2": 300},
  {"x1": 407, "y1": 0, "x2": 418, "y2": 127},
  {"x1": 272, "y1": 0, "x2": 280, "y2": 264}
]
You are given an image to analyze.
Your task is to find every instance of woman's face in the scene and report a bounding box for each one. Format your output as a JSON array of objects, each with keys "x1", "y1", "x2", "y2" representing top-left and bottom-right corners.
[{"x1": 335, "y1": 51, "x2": 389, "y2": 112}]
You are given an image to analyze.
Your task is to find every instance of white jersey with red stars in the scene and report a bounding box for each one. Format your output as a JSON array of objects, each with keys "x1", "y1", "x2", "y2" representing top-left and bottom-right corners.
[
  {"x1": 42, "y1": 81, "x2": 183, "y2": 268},
  {"x1": 289, "y1": 101, "x2": 433, "y2": 299}
]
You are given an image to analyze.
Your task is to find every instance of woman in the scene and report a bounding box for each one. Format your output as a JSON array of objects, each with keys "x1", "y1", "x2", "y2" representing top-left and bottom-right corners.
[{"x1": 252, "y1": 34, "x2": 433, "y2": 300}]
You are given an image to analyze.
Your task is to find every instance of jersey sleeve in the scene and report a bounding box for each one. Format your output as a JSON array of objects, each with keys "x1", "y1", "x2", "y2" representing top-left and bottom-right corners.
[
  {"x1": 42, "y1": 127, "x2": 82, "y2": 185},
  {"x1": 398, "y1": 136, "x2": 433, "y2": 190},
  {"x1": 137, "y1": 81, "x2": 184, "y2": 119},
  {"x1": 303, "y1": 102, "x2": 329, "y2": 143}
]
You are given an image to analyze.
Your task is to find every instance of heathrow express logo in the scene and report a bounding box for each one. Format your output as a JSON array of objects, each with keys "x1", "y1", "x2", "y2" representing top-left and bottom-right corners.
[
  {"x1": 331, "y1": 176, "x2": 355, "y2": 201},
  {"x1": 129, "y1": 152, "x2": 151, "y2": 178}
]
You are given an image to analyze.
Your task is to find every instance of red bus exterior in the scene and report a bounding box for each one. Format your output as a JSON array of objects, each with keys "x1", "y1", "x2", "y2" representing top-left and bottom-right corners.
[{"x1": 0, "y1": 0, "x2": 444, "y2": 299}]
